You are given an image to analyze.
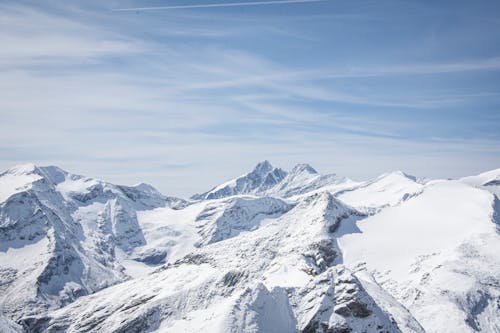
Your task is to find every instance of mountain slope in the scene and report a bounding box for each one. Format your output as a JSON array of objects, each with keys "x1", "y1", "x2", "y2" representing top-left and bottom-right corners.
[
  {"x1": 0, "y1": 164, "x2": 184, "y2": 325},
  {"x1": 337, "y1": 180, "x2": 500, "y2": 333},
  {"x1": 21, "y1": 191, "x2": 414, "y2": 333}
]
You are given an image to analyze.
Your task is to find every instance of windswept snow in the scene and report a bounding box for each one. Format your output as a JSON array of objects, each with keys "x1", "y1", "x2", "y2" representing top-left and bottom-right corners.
[
  {"x1": 338, "y1": 180, "x2": 500, "y2": 333},
  {"x1": 338, "y1": 180, "x2": 495, "y2": 280},
  {"x1": 337, "y1": 171, "x2": 423, "y2": 211},
  {"x1": 461, "y1": 168, "x2": 500, "y2": 186}
]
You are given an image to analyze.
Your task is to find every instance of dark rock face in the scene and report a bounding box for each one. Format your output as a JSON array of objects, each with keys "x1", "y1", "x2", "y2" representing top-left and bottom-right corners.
[
  {"x1": 333, "y1": 299, "x2": 372, "y2": 318},
  {"x1": 297, "y1": 266, "x2": 405, "y2": 333},
  {"x1": 20, "y1": 316, "x2": 51, "y2": 333},
  {"x1": 304, "y1": 240, "x2": 338, "y2": 275},
  {"x1": 483, "y1": 179, "x2": 500, "y2": 186},
  {"x1": 303, "y1": 320, "x2": 353, "y2": 333},
  {"x1": 221, "y1": 270, "x2": 247, "y2": 288},
  {"x1": 112, "y1": 307, "x2": 161, "y2": 333},
  {"x1": 333, "y1": 273, "x2": 373, "y2": 318},
  {"x1": 174, "y1": 253, "x2": 213, "y2": 266},
  {"x1": 134, "y1": 249, "x2": 168, "y2": 265}
]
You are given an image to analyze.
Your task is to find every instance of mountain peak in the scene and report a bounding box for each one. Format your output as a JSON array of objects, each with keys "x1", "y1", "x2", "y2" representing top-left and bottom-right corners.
[
  {"x1": 291, "y1": 163, "x2": 318, "y2": 175},
  {"x1": 4, "y1": 163, "x2": 38, "y2": 175},
  {"x1": 193, "y1": 161, "x2": 286, "y2": 200},
  {"x1": 252, "y1": 160, "x2": 273, "y2": 174},
  {"x1": 3, "y1": 163, "x2": 70, "y2": 182}
]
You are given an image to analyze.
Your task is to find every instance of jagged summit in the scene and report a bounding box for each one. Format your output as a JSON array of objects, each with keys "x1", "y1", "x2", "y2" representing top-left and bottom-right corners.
[
  {"x1": 192, "y1": 160, "x2": 287, "y2": 200},
  {"x1": 193, "y1": 161, "x2": 350, "y2": 200},
  {"x1": 252, "y1": 160, "x2": 273, "y2": 174}
]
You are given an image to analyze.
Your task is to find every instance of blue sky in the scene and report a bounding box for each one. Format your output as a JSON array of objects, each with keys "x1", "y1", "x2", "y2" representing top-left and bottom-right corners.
[{"x1": 1, "y1": 0, "x2": 500, "y2": 196}]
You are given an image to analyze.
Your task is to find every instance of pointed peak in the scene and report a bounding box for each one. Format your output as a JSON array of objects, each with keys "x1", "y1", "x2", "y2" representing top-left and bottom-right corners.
[
  {"x1": 252, "y1": 160, "x2": 273, "y2": 174},
  {"x1": 291, "y1": 163, "x2": 317, "y2": 175}
]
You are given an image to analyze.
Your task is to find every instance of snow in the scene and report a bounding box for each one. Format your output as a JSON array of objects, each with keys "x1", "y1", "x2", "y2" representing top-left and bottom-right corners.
[
  {"x1": 163, "y1": 296, "x2": 236, "y2": 333},
  {"x1": 338, "y1": 180, "x2": 494, "y2": 281},
  {"x1": 1, "y1": 162, "x2": 500, "y2": 333},
  {"x1": 262, "y1": 263, "x2": 311, "y2": 288},
  {"x1": 0, "y1": 167, "x2": 41, "y2": 203},
  {"x1": 0, "y1": 235, "x2": 50, "y2": 270},
  {"x1": 337, "y1": 171, "x2": 423, "y2": 210},
  {"x1": 337, "y1": 180, "x2": 500, "y2": 333},
  {"x1": 135, "y1": 203, "x2": 204, "y2": 264},
  {"x1": 55, "y1": 176, "x2": 98, "y2": 200},
  {"x1": 461, "y1": 168, "x2": 500, "y2": 197},
  {"x1": 461, "y1": 168, "x2": 500, "y2": 186}
]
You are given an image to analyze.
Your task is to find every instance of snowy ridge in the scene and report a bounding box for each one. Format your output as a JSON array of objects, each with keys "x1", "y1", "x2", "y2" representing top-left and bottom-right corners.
[
  {"x1": 192, "y1": 161, "x2": 355, "y2": 200},
  {"x1": 1, "y1": 162, "x2": 499, "y2": 332},
  {"x1": 336, "y1": 171, "x2": 423, "y2": 213}
]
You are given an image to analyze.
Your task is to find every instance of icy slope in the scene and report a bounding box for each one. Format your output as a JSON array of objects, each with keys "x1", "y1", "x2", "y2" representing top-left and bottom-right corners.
[
  {"x1": 337, "y1": 180, "x2": 500, "y2": 333},
  {"x1": 461, "y1": 168, "x2": 500, "y2": 197},
  {"x1": 131, "y1": 195, "x2": 292, "y2": 267},
  {"x1": 461, "y1": 168, "x2": 500, "y2": 186},
  {"x1": 336, "y1": 171, "x2": 423, "y2": 212}
]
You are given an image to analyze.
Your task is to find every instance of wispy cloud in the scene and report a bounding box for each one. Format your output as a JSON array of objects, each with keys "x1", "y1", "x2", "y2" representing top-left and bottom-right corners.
[
  {"x1": 0, "y1": 3, "x2": 143, "y2": 65},
  {"x1": 1, "y1": 1, "x2": 499, "y2": 196},
  {"x1": 112, "y1": 0, "x2": 327, "y2": 12}
]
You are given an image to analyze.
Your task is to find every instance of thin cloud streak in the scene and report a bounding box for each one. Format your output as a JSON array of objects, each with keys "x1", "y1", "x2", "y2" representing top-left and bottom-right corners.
[{"x1": 112, "y1": 0, "x2": 326, "y2": 12}]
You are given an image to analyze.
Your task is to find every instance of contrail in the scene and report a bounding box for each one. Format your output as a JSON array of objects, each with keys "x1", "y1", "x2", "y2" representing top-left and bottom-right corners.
[{"x1": 112, "y1": 0, "x2": 326, "y2": 12}]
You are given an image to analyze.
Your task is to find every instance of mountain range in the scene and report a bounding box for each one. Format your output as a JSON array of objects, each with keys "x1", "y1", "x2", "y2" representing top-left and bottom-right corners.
[{"x1": 0, "y1": 161, "x2": 499, "y2": 333}]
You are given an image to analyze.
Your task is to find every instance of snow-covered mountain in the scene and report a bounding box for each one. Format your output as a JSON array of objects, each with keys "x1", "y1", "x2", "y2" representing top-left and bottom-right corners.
[
  {"x1": 0, "y1": 164, "x2": 185, "y2": 328},
  {"x1": 192, "y1": 161, "x2": 287, "y2": 200},
  {"x1": 192, "y1": 161, "x2": 354, "y2": 200},
  {"x1": 1, "y1": 162, "x2": 499, "y2": 333}
]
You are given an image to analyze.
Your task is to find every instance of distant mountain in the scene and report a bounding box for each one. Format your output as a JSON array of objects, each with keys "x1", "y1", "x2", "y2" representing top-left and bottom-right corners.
[
  {"x1": 267, "y1": 163, "x2": 355, "y2": 198},
  {"x1": 192, "y1": 160, "x2": 287, "y2": 200},
  {"x1": 193, "y1": 161, "x2": 354, "y2": 200},
  {"x1": 0, "y1": 162, "x2": 499, "y2": 333}
]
